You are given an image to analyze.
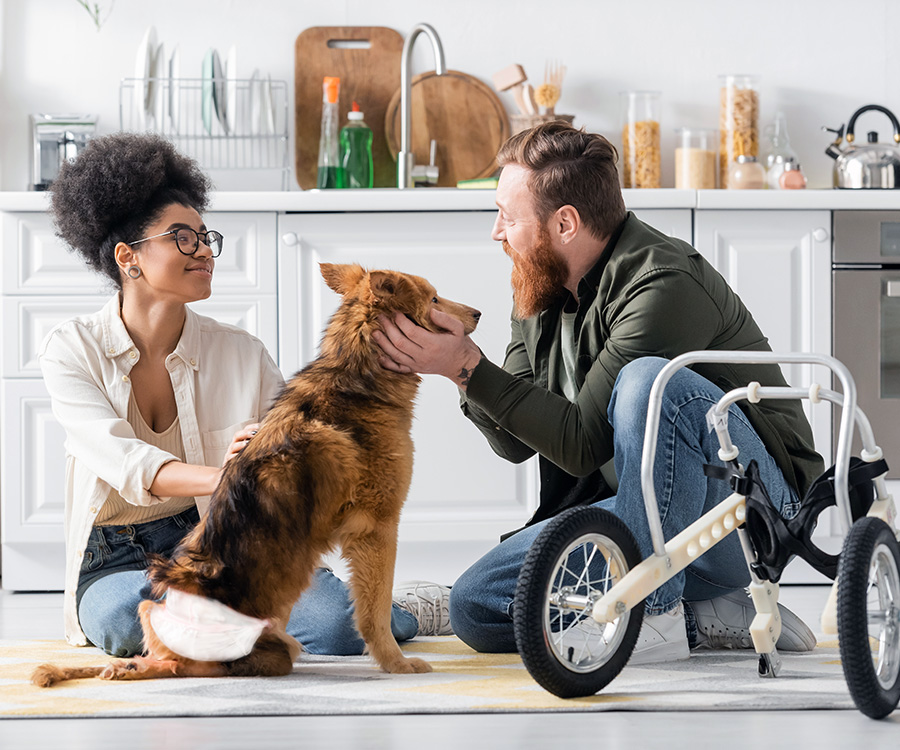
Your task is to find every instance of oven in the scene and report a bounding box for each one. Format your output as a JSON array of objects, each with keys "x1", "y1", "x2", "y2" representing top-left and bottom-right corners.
[{"x1": 833, "y1": 211, "x2": 900, "y2": 476}]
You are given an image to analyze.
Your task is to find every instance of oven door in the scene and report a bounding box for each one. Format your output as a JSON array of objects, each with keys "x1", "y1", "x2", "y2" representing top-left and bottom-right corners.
[
  {"x1": 834, "y1": 211, "x2": 900, "y2": 264},
  {"x1": 834, "y1": 268, "x2": 900, "y2": 475}
]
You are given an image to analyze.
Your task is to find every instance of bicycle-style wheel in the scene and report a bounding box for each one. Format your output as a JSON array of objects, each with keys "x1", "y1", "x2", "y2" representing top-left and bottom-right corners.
[
  {"x1": 513, "y1": 506, "x2": 644, "y2": 698},
  {"x1": 837, "y1": 516, "x2": 900, "y2": 719}
]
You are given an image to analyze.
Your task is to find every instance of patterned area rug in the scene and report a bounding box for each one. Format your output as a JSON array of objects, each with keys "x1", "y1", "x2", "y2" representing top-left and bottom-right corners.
[{"x1": 0, "y1": 637, "x2": 852, "y2": 717}]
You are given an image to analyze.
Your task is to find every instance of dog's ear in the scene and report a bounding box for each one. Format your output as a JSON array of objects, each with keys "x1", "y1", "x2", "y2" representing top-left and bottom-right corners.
[
  {"x1": 367, "y1": 271, "x2": 411, "y2": 307},
  {"x1": 320, "y1": 263, "x2": 366, "y2": 295}
]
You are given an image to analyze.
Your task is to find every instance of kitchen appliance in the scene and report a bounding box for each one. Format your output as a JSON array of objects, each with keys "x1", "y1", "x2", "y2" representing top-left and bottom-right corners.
[
  {"x1": 30, "y1": 114, "x2": 97, "y2": 190},
  {"x1": 824, "y1": 105, "x2": 900, "y2": 189},
  {"x1": 833, "y1": 211, "x2": 900, "y2": 475}
]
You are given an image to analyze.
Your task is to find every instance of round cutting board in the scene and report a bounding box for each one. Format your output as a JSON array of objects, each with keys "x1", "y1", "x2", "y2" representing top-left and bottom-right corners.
[{"x1": 385, "y1": 70, "x2": 510, "y2": 186}]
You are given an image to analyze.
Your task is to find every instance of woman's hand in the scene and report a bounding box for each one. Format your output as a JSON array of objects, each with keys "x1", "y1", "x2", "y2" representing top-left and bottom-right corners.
[{"x1": 222, "y1": 423, "x2": 260, "y2": 465}]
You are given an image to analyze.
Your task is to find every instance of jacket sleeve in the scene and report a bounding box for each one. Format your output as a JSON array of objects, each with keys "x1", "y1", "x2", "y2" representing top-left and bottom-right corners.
[
  {"x1": 463, "y1": 269, "x2": 724, "y2": 476},
  {"x1": 460, "y1": 315, "x2": 538, "y2": 464},
  {"x1": 39, "y1": 329, "x2": 178, "y2": 506}
]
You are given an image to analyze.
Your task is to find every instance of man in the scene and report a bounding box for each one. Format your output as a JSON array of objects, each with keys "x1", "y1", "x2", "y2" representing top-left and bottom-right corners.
[{"x1": 374, "y1": 122, "x2": 822, "y2": 663}]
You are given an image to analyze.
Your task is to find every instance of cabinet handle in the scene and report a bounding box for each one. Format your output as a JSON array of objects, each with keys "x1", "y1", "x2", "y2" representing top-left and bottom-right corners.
[
  {"x1": 812, "y1": 227, "x2": 829, "y2": 242},
  {"x1": 282, "y1": 232, "x2": 299, "y2": 246}
]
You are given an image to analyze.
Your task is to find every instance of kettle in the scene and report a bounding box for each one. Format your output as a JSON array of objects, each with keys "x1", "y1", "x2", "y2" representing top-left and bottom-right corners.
[{"x1": 823, "y1": 104, "x2": 900, "y2": 189}]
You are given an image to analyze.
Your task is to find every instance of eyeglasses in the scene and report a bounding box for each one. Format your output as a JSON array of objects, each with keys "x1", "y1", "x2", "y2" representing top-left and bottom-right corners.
[{"x1": 129, "y1": 227, "x2": 224, "y2": 258}]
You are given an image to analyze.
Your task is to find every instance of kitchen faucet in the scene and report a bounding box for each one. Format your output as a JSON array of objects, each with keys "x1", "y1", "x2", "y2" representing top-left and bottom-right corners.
[{"x1": 398, "y1": 23, "x2": 446, "y2": 189}]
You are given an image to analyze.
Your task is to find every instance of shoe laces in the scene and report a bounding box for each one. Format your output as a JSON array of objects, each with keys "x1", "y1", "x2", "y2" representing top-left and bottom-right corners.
[{"x1": 395, "y1": 583, "x2": 451, "y2": 636}]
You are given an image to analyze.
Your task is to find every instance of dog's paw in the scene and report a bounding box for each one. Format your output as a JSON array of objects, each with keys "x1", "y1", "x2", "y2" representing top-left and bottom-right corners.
[
  {"x1": 99, "y1": 660, "x2": 141, "y2": 681},
  {"x1": 385, "y1": 656, "x2": 432, "y2": 674}
]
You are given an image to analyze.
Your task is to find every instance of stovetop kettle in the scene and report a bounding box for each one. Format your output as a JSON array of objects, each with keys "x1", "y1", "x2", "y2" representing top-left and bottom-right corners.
[{"x1": 823, "y1": 104, "x2": 900, "y2": 189}]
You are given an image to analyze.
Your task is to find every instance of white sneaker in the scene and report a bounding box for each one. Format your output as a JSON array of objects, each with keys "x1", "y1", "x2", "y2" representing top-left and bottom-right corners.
[
  {"x1": 392, "y1": 581, "x2": 453, "y2": 636},
  {"x1": 687, "y1": 589, "x2": 817, "y2": 652},
  {"x1": 629, "y1": 602, "x2": 690, "y2": 665}
]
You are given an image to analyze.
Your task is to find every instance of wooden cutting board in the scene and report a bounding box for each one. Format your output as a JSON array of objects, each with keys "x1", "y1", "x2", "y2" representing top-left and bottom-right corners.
[
  {"x1": 384, "y1": 70, "x2": 510, "y2": 187},
  {"x1": 294, "y1": 26, "x2": 403, "y2": 189}
]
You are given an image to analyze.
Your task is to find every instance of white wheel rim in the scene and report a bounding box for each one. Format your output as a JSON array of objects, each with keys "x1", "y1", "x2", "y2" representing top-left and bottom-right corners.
[
  {"x1": 866, "y1": 541, "x2": 900, "y2": 690},
  {"x1": 543, "y1": 532, "x2": 630, "y2": 674}
]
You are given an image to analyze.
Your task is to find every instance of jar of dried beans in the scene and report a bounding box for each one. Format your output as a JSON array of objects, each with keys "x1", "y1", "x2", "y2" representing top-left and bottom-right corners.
[
  {"x1": 719, "y1": 75, "x2": 760, "y2": 189},
  {"x1": 621, "y1": 91, "x2": 661, "y2": 189}
]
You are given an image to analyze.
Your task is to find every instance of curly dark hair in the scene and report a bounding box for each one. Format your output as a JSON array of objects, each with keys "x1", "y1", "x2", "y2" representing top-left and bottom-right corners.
[{"x1": 50, "y1": 133, "x2": 212, "y2": 289}]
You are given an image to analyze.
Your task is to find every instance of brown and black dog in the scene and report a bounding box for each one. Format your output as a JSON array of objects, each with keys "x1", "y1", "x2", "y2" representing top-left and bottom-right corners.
[{"x1": 33, "y1": 263, "x2": 480, "y2": 686}]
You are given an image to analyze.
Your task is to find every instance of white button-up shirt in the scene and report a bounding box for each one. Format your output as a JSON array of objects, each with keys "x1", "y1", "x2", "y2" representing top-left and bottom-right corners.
[{"x1": 39, "y1": 295, "x2": 284, "y2": 645}]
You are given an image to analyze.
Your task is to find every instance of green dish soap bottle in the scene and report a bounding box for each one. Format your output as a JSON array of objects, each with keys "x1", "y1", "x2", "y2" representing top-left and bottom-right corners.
[
  {"x1": 340, "y1": 101, "x2": 374, "y2": 189},
  {"x1": 316, "y1": 76, "x2": 346, "y2": 189}
]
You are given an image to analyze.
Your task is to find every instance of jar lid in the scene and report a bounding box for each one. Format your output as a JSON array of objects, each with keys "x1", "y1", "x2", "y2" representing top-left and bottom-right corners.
[{"x1": 735, "y1": 155, "x2": 758, "y2": 163}]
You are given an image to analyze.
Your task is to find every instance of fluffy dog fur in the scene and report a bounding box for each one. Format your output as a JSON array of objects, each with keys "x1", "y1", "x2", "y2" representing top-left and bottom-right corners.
[{"x1": 33, "y1": 263, "x2": 480, "y2": 686}]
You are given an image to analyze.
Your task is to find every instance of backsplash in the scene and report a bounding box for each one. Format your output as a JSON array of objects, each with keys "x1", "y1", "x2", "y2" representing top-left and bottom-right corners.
[{"x1": 1, "y1": 0, "x2": 898, "y2": 191}]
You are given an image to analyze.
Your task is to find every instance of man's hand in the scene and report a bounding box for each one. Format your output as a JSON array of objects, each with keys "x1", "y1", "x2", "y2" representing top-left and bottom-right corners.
[
  {"x1": 373, "y1": 309, "x2": 483, "y2": 390},
  {"x1": 223, "y1": 423, "x2": 260, "y2": 465}
]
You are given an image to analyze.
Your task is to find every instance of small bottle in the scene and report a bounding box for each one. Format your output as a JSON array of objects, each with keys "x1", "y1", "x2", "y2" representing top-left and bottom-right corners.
[
  {"x1": 779, "y1": 161, "x2": 808, "y2": 189},
  {"x1": 316, "y1": 76, "x2": 346, "y2": 189},
  {"x1": 340, "y1": 101, "x2": 374, "y2": 189},
  {"x1": 728, "y1": 154, "x2": 765, "y2": 189}
]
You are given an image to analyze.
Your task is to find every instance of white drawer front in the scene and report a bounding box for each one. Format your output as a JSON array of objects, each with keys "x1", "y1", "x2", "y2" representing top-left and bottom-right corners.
[
  {"x1": 205, "y1": 212, "x2": 277, "y2": 294},
  {"x1": 188, "y1": 295, "x2": 278, "y2": 363},
  {"x1": 2, "y1": 296, "x2": 109, "y2": 378},
  {"x1": 2, "y1": 212, "x2": 108, "y2": 295}
]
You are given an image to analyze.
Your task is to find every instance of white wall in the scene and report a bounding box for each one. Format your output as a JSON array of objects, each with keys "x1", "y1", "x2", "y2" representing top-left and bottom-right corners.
[{"x1": 1, "y1": 0, "x2": 897, "y2": 191}]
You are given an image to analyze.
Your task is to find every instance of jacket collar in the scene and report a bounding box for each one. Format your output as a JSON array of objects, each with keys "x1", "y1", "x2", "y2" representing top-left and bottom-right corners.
[
  {"x1": 575, "y1": 212, "x2": 630, "y2": 300},
  {"x1": 99, "y1": 293, "x2": 201, "y2": 371}
]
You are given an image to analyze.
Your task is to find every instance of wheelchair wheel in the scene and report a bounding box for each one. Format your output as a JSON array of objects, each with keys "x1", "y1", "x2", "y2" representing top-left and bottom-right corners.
[
  {"x1": 837, "y1": 516, "x2": 900, "y2": 719},
  {"x1": 513, "y1": 506, "x2": 644, "y2": 698}
]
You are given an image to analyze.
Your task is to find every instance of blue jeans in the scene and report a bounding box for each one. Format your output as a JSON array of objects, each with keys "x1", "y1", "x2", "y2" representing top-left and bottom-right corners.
[
  {"x1": 77, "y1": 508, "x2": 417, "y2": 658},
  {"x1": 450, "y1": 356, "x2": 801, "y2": 653}
]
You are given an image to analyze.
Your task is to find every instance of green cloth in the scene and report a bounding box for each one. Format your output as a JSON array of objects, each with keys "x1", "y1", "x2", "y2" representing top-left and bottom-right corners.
[{"x1": 462, "y1": 212, "x2": 824, "y2": 529}]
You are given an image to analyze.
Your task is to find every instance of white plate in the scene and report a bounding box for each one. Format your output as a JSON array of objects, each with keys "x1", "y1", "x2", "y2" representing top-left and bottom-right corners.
[
  {"x1": 263, "y1": 74, "x2": 276, "y2": 135},
  {"x1": 248, "y1": 69, "x2": 261, "y2": 136},
  {"x1": 212, "y1": 49, "x2": 228, "y2": 134},
  {"x1": 168, "y1": 44, "x2": 180, "y2": 134},
  {"x1": 225, "y1": 44, "x2": 238, "y2": 134},
  {"x1": 133, "y1": 26, "x2": 156, "y2": 130},
  {"x1": 201, "y1": 48, "x2": 215, "y2": 136},
  {"x1": 150, "y1": 41, "x2": 164, "y2": 129}
]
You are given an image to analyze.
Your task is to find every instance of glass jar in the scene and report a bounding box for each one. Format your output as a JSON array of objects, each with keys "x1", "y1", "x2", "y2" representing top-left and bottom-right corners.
[
  {"x1": 674, "y1": 128, "x2": 718, "y2": 189},
  {"x1": 728, "y1": 154, "x2": 765, "y2": 189},
  {"x1": 779, "y1": 161, "x2": 808, "y2": 189},
  {"x1": 719, "y1": 75, "x2": 760, "y2": 188},
  {"x1": 621, "y1": 91, "x2": 661, "y2": 188}
]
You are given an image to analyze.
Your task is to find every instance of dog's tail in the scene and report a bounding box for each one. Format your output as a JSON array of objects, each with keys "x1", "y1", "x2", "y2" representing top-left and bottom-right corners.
[{"x1": 32, "y1": 663, "x2": 106, "y2": 687}]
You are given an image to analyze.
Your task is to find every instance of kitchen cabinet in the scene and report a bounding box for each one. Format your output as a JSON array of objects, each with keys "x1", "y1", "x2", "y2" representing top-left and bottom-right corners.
[
  {"x1": 694, "y1": 209, "x2": 836, "y2": 582},
  {"x1": 0, "y1": 210, "x2": 278, "y2": 591}
]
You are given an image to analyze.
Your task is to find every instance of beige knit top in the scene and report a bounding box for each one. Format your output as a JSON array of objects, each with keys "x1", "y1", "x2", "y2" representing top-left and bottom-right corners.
[{"x1": 95, "y1": 394, "x2": 196, "y2": 526}]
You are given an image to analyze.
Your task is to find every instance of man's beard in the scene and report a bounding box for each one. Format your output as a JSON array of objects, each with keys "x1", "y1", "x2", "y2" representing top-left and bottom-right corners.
[{"x1": 503, "y1": 226, "x2": 569, "y2": 319}]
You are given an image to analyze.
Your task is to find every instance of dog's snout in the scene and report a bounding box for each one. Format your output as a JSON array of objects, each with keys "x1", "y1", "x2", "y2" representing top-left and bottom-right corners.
[{"x1": 472, "y1": 309, "x2": 482, "y2": 321}]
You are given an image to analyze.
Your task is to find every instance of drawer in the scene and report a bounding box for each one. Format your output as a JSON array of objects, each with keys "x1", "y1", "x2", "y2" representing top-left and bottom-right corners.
[
  {"x1": 2, "y1": 296, "x2": 109, "y2": 377},
  {"x1": 188, "y1": 294, "x2": 278, "y2": 364},
  {"x1": 2, "y1": 212, "x2": 108, "y2": 294}
]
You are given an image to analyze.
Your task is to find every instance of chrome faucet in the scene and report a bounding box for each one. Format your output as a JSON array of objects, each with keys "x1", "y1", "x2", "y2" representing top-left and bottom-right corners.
[{"x1": 398, "y1": 23, "x2": 446, "y2": 189}]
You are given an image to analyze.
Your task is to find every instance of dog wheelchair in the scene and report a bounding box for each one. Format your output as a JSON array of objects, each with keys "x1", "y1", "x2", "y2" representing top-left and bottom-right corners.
[{"x1": 513, "y1": 352, "x2": 900, "y2": 719}]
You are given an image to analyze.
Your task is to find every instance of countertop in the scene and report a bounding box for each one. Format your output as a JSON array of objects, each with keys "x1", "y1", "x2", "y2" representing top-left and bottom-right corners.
[{"x1": 3, "y1": 188, "x2": 900, "y2": 213}]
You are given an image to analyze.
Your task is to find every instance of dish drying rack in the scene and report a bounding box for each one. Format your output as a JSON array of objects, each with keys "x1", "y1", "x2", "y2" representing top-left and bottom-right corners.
[{"x1": 119, "y1": 78, "x2": 291, "y2": 190}]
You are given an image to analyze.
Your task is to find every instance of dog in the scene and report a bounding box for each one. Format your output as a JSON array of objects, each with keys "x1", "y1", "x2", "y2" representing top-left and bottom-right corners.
[{"x1": 33, "y1": 263, "x2": 480, "y2": 686}]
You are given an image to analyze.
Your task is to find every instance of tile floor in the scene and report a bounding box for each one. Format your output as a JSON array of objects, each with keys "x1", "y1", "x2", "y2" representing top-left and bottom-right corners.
[{"x1": 1, "y1": 585, "x2": 898, "y2": 749}]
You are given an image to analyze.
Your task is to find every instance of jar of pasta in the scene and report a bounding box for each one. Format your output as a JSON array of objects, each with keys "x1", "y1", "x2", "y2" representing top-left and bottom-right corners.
[
  {"x1": 674, "y1": 128, "x2": 718, "y2": 189},
  {"x1": 719, "y1": 75, "x2": 760, "y2": 188},
  {"x1": 621, "y1": 91, "x2": 661, "y2": 188}
]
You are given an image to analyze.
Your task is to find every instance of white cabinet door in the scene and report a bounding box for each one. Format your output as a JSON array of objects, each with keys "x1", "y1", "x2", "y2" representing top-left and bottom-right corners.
[
  {"x1": 630, "y1": 209, "x2": 693, "y2": 244},
  {"x1": 1, "y1": 379, "x2": 66, "y2": 590},
  {"x1": 278, "y1": 212, "x2": 538, "y2": 584},
  {"x1": 2, "y1": 212, "x2": 108, "y2": 295},
  {"x1": 695, "y1": 210, "x2": 835, "y2": 583}
]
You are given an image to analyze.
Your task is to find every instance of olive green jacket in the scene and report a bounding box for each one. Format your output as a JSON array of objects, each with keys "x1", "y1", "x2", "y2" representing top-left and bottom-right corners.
[{"x1": 461, "y1": 212, "x2": 824, "y2": 529}]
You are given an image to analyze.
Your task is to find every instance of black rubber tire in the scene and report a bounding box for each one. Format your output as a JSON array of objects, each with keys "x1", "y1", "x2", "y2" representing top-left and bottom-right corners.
[
  {"x1": 513, "y1": 506, "x2": 645, "y2": 698},
  {"x1": 837, "y1": 516, "x2": 900, "y2": 719}
]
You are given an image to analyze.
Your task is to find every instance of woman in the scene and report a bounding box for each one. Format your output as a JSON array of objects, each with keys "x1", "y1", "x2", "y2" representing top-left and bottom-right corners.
[{"x1": 40, "y1": 133, "x2": 444, "y2": 658}]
